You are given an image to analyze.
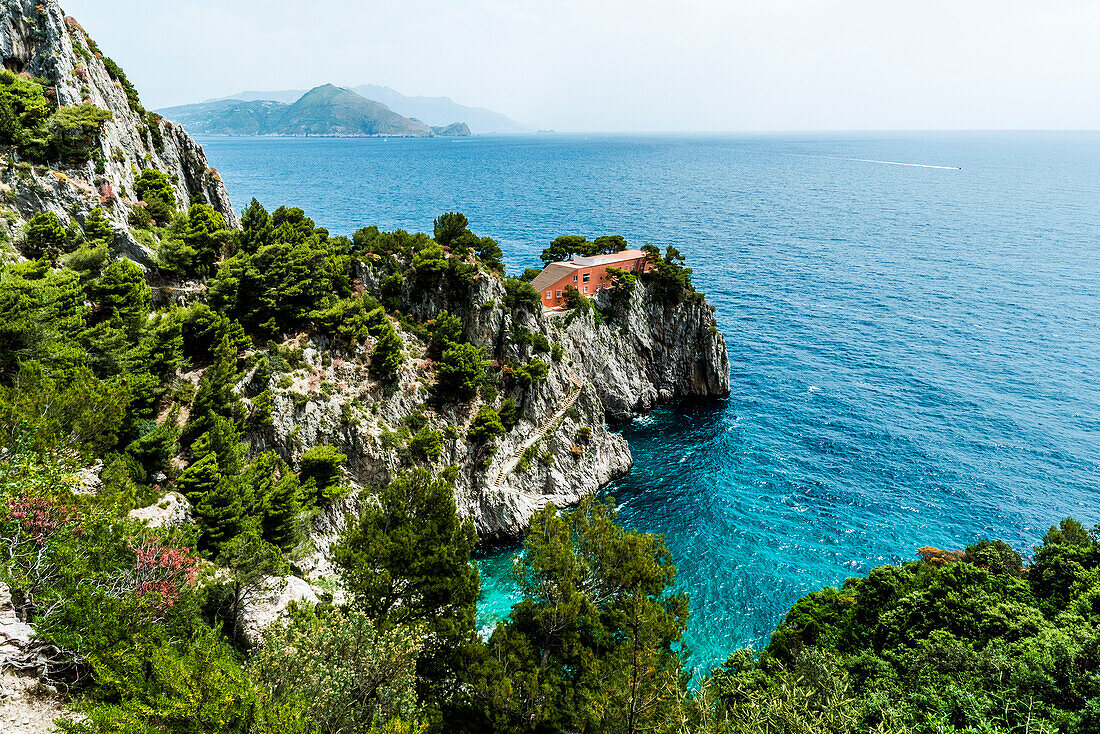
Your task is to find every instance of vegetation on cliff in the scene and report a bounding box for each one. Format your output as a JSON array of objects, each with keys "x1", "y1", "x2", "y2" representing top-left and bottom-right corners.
[
  {"x1": 0, "y1": 151, "x2": 708, "y2": 729},
  {"x1": 0, "y1": 69, "x2": 112, "y2": 164}
]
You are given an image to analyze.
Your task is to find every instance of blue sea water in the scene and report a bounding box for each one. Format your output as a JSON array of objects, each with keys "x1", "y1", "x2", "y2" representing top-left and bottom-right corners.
[{"x1": 198, "y1": 132, "x2": 1100, "y2": 676}]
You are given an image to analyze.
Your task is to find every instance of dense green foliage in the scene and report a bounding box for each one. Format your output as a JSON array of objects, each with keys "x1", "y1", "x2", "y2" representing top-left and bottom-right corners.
[
  {"x1": 433, "y1": 211, "x2": 503, "y2": 270},
  {"x1": 468, "y1": 405, "x2": 504, "y2": 443},
  {"x1": 332, "y1": 468, "x2": 479, "y2": 724},
  {"x1": 0, "y1": 70, "x2": 111, "y2": 163},
  {"x1": 477, "y1": 496, "x2": 690, "y2": 733},
  {"x1": 642, "y1": 243, "x2": 696, "y2": 304},
  {"x1": 686, "y1": 522, "x2": 1100, "y2": 734},
  {"x1": 502, "y1": 276, "x2": 541, "y2": 310},
  {"x1": 436, "y1": 342, "x2": 489, "y2": 402},
  {"x1": 540, "y1": 233, "x2": 628, "y2": 264}
]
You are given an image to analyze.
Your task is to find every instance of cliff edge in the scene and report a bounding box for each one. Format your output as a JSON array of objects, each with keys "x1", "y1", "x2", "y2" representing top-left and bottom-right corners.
[
  {"x1": 257, "y1": 256, "x2": 730, "y2": 548},
  {"x1": 1, "y1": 0, "x2": 236, "y2": 265}
]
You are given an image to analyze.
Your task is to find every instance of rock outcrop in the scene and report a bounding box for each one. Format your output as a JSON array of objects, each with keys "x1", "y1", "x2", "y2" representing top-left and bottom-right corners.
[
  {"x1": 0, "y1": 583, "x2": 34, "y2": 671},
  {"x1": 571, "y1": 283, "x2": 730, "y2": 420},
  {"x1": 1, "y1": 0, "x2": 237, "y2": 266},
  {"x1": 237, "y1": 576, "x2": 319, "y2": 645},
  {"x1": 127, "y1": 491, "x2": 193, "y2": 528},
  {"x1": 0, "y1": 583, "x2": 80, "y2": 732},
  {"x1": 257, "y1": 264, "x2": 729, "y2": 548}
]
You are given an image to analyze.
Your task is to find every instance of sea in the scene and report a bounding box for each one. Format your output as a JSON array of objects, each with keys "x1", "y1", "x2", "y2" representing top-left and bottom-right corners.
[{"x1": 197, "y1": 132, "x2": 1100, "y2": 677}]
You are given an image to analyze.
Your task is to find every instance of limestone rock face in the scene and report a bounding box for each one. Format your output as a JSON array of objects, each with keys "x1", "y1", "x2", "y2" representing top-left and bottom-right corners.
[
  {"x1": 0, "y1": 584, "x2": 83, "y2": 730},
  {"x1": 0, "y1": 583, "x2": 34, "y2": 669},
  {"x1": 237, "y1": 576, "x2": 319, "y2": 646},
  {"x1": 0, "y1": 0, "x2": 237, "y2": 266},
  {"x1": 571, "y1": 282, "x2": 731, "y2": 420},
  {"x1": 260, "y1": 264, "x2": 729, "y2": 546},
  {"x1": 127, "y1": 491, "x2": 193, "y2": 528}
]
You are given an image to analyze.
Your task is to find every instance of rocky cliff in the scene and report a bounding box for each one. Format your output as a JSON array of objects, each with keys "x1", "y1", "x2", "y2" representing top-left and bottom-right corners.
[
  {"x1": 0, "y1": 0, "x2": 237, "y2": 264},
  {"x1": 256, "y1": 263, "x2": 729, "y2": 547}
]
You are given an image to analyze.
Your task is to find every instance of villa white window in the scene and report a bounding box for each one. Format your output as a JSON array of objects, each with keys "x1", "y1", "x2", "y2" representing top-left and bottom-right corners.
[
  {"x1": 573, "y1": 275, "x2": 578, "y2": 281},
  {"x1": 582, "y1": 273, "x2": 590, "y2": 283},
  {"x1": 545, "y1": 291, "x2": 551, "y2": 299},
  {"x1": 583, "y1": 285, "x2": 588, "y2": 293},
  {"x1": 556, "y1": 290, "x2": 562, "y2": 298}
]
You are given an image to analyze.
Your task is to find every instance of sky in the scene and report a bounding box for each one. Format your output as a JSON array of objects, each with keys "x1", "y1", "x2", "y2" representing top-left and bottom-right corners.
[{"x1": 62, "y1": 0, "x2": 1100, "y2": 132}]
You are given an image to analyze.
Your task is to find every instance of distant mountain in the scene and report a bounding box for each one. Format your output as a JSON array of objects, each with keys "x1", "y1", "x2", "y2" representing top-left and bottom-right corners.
[
  {"x1": 431, "y1": 122, "x2": 472, "y2": 137},
  {"x1": 204, "y1": 89, "x2": 305, "y2": 104},
  {"x1": 157, "y1": 99, "x2": 287, "y2": 136},
  {"x1": 277, "y1": 84, "x2": 432, "y2": 136},
  {"x1": 350, "y1": 84, "x2": 528, "y2": 134},
  {"x1": 158, "y1": 85, "x2": 443, "y2": 137},
  {"x1": 192, "y1": 84, "x2": 529, "y2": 135}
]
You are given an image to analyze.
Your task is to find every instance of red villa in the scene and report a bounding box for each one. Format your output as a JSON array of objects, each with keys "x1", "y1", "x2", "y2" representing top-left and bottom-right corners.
[{"x1": 530, "y1": 249, "x2": 652, "y2": 309}]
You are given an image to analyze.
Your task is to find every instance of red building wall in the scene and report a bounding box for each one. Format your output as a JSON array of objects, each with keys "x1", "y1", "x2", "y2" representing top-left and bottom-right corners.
[{"x1": 538, "y1": 255, "x2": 650, "y2": 308}]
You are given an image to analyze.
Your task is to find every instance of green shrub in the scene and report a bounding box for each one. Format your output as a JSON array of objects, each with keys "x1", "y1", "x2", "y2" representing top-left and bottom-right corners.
[
  {"x1": 298, "y1": 445, "x2": 347, "y2": 504},
  {"x1": 133, "y1": 168, "x2": 177, "y2": 225},
  {"x1": 251, "y1": 608, "x2": 424, "y2": 733},
  {"x1": 436, "y1": 343, "x2": 488, "y2": 402},
  {"x1": 21, "y1": 211, "x2": 67, "y2": 260},
  {"x1": 503, "y1": 277, "x2": 540, "y2": 310},
  {"x1": 468, "y1": 405, "x2": 504, "y2": 443},
  {"x1": 0, "y1": 70, "x2": 51, "y2": 161},
  {"x1": 641, "y1": 244, "x2": 695, "y2": 304},
  {"x1": 370, "y1": 322, "x2": 404, "y2": 384},
  {"x1": 128, "y1": 202, "x2": 152, "y2": 229},
  {"x1": 47, "y1": 103, "x2": 112, "y2": 163},
  {"x1": 429, "y1": 310, "x2": 462, "y2": 356},
  {"x1": 145, "y1": 111, "x2": 165, "y2": 153},
  {"x1": 498, "y1": 397, "x2": 521, "y2": 429},
  {"x1": 513, "y1": 358, "x2": 549, "y2": 387},
  {"x1": 408, "y1": 427, "x2": 443, "y2": 461}
]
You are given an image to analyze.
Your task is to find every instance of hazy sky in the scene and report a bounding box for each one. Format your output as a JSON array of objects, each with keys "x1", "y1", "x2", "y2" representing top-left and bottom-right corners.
[{"x1": 63, "y1": 0, "x2": 1100, "y2": 132}]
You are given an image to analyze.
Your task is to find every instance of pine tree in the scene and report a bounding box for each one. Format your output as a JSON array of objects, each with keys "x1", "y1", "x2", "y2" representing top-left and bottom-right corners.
[
  {"x1": 195, "y1": 474, "x2": 244, "y2": 555},
  {"x1": 182, "y1": 203, "x2": 228, "y2": 277},
  {"x1": 264, "y1": 471, "x2": 303, "y2": 550},
  {"x1": 187, "y1": 332, "x2": 244, "y2": 443},
  {"x1": 332, "y1": 468, "x2": 478, "y2": 708},
  {"x1": 369, "y1": 322, "x2": 404, "y2": 383},
  {"x1": 89, "y1": 258, "x2": 150, "y2": 335},
  {"x1": 191, "y1": 415, "x2": 245, "y2": 476},
  {"x1": 478, "y1": 496, "x2": 689, "y2": 733},
  {"x1": 82, "y1": 207, "x2": 113, "y2": 246},
  {"x1": 22, "y1": 212, "x2": 66, "y2": 260},
  {"x1": 238, "y1": 198, "x2": 273, "y2": 254},
  {"x1": 177, "y1": 452, "x2": 222, "y2": 504},
  {"x1": 299, "y1": 445, "x2": 346, "y2": 497}
]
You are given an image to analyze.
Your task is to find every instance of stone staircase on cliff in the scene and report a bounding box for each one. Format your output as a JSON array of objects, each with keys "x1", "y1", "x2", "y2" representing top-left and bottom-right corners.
[{"x1": 489, "y1": 374, "x2": 584, "y2": 490}]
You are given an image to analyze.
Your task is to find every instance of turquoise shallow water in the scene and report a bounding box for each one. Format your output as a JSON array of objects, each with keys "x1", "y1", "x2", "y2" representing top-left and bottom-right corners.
[{"x1": 198, "y1": 132, "x2": 1100, "y2": 675}]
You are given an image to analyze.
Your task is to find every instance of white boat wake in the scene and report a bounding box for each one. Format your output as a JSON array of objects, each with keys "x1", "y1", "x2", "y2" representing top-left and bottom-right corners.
[
  {"x1": 847, "y1": 157, "x2": 961, "y2": 170},
  {"x1": 786, "y1": 153, "x2": 961, "y2": 170}
]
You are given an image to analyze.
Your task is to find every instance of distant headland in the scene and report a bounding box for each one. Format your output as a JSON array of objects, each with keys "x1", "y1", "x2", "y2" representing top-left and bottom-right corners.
[{"x1": 157, "y1": 83, "x2": 527, "y2": 137}]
